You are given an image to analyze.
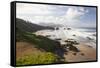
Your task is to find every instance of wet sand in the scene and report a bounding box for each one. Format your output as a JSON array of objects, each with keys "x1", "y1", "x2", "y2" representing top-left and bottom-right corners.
[{"x1": 64, "y1": 43, "x2": 96, "y2": 62}]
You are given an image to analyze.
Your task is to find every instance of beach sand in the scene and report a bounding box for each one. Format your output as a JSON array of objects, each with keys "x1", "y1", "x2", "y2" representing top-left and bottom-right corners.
[
  {"x1": 16, "y1": 42, "x2": 43, "y2": 58},
  {"x1": 16, "y1": 42, "x2": 96, "y2": 63},
  {"x1": 64, "y1": 43, "x2": 96, "y2": 62}
]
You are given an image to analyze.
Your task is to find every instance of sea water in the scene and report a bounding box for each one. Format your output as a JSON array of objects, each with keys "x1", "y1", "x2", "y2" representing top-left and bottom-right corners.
[{"x1": 75, "y1": 27, "x2": 96, "y2": 48}]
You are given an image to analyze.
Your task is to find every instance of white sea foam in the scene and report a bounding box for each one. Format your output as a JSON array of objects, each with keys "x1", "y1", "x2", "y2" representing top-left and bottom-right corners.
[{"x1": 35, "y1": 27, "x2": 96, "y2": 48}]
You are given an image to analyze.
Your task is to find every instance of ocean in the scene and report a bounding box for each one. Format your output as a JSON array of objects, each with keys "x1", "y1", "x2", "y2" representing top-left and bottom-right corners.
[{"x1": 75, "y1": 27, "x2": 96, "y2": 33}]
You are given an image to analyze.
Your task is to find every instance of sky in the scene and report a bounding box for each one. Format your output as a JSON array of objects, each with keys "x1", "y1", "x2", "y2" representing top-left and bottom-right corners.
[{"x1": 16, "y1": 3, "x2": 97, "y2": 28}]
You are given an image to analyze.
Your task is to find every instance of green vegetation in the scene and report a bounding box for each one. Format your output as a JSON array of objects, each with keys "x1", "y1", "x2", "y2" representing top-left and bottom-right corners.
[
  {"x1": 16, "y1": 30, "x2": 61, "y2": 65},
  {"x1": 16, "y1": 29, "x2": 60, "y2": 52},
  {"x1": 16, "y1": 18, "x2": 53, "y2": 32},
  {"x1": 16, "y1": 18, "x2": 62, "y2": 65},
  {"x1": 16, "y1": 52, "x2": 58, "y2": 65},
  {"x1": 16, "y1": 18, "x2": 60, "y2": 52}
]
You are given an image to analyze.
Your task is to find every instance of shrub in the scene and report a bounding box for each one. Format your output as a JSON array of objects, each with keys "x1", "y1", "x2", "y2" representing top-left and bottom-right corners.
[
  {"x1": 16, "y1": 52, "x2": 58, "y2": 66},
  {"x1": 17, "y1": 31, "x2": 60, "y2": 52}
]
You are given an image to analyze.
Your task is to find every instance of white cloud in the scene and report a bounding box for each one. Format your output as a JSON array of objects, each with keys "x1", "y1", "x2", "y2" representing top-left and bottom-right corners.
[
  {"x1": 65, "y1": 7, "x2": 88, "y2": 20},
  {"x1": 60, "y1": 7, "x2": 89, "y2": 27},
  {"x1": 17, "y1": 3, "x2": 52, "y2": 15},
  {"x1": 17, "y1": 3, "x2": 90, "y2": 27}
]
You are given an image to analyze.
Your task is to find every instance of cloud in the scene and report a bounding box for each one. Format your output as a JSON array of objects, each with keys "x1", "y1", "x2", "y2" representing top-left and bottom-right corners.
[
  {"x1": 66, "y1": 8, "x2": 83, "y2": 19},
  {"x1": 17, "y1": 3, "x2": 94, "y2": 27},
  {"x1": 17, "y1": 3, "x2": 52, "y2": 15},
  {"x1": 16, "y1": 3, "x2": 64, "y2": 24},
  {"x1": 65, "y1": 7, "x2": 88, "y2": 21},
  {"x1": 59, "y1": 7, "x2": 89, "y2": 27}
]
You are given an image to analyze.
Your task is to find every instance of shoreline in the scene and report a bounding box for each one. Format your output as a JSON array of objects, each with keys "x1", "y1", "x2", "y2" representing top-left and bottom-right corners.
[{"x1": 64, "y1": 43, "x2": 96, "y2": 62}]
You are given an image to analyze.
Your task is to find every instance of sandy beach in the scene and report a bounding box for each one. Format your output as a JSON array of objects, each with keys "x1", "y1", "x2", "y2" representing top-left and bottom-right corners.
[
  {"x1": 16, "y1": 42, "x2": 43, "y2": 58},
  {"x1": 35, "y1": 29, "x2": 97, "y2": 62},
  {"x1": 64, "y1": 43, "x2": 96, "y2": 62}
]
